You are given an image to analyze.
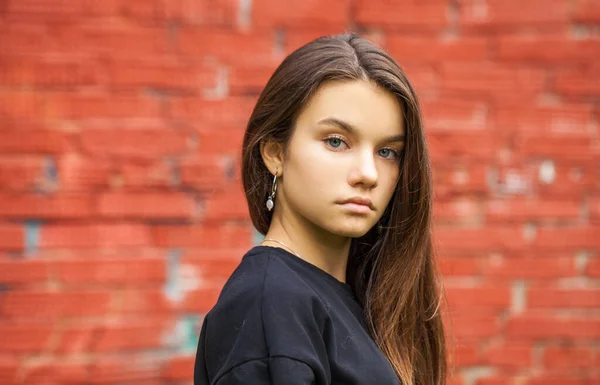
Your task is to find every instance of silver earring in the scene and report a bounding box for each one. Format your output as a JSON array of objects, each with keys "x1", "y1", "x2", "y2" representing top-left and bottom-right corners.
[{"x1": 266, "y1": 170, "x2": 278, "y2": 211}]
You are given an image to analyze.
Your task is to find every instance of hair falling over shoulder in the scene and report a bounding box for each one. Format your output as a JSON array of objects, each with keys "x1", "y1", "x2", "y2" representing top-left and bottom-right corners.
[{"x1": 240, "y1": 33, "x2": 453, "y2": 385}]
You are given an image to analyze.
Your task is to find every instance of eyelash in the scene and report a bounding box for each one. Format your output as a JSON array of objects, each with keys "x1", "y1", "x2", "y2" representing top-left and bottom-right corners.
[{"x1": 323, "y1": 135, "x2": 402, "y2": 161}]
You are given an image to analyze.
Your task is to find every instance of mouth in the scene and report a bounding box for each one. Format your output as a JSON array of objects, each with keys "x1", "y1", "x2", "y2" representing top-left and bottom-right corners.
[
  {"x1": 337, "y1": 196, "x2": 374, "y2": 210},
  {"x1": 337, "y1": 202, "x2": 373, "y2": 214}
]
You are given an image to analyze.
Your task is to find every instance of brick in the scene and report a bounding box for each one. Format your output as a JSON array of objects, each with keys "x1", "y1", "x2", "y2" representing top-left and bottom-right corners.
[
  {"x1": 496, "y1": 37, "x2": 600, "y2": 64},
  {"x1": 433, "y1": 227, "x2": 527, "y2": 252},
  {"x1": 555, "y1": 68, "x2": 600, "y2": 97},
  {"x1": 0, "y1": 259, "x2": 49, "y2": 284},
  {"x1": 493, "y1": 104, "x2": 594, "y2": 136},
  {"x1": 585, "y1": 258, "x2": 600, "y2": 277},
  {"x1": 85, "y1": 0, "x2": 121, "y2": 17},
  {"x1": 121, "y1": 0, "x2": 165, "y2": 22},
  {"x1": 440, "y1": 64, "x2": 545, "y2": 103},
  {"x1": 422, "y1": 100, "x2": 488, "y2": 131},
  {"x1": 151, "y1": 224, "x2": 252, "y2": 248},
  {"x1": 161, "y1": 0, "x2": 238, "y2": 25},
  {"x1": 180, "y1": 156, "x2": 231, "y2": 191},
  {"x1": 573, "y1": 0, "x2": 600, "y2": 23},
  {"x1": 57, "y1": 155, "x2": 112, "y2": 191},
  {"x1": 178, "y1": 28, "x2": 273, "y2": 63},
  {"x1": 79, "y1": 128, "x2": 190, "y2": 160},
  {"x1": 0, "y1": 224, "x2": 23, "y2": 251},
  {"x1": 542, "y1": 346, "x2": 595, "y2": 369},
  {"x1": 483, "y1": 255, "x2": 578, "y2": 279},
  {"x1": 428, "y1": 131, "x2": 498, "y2": 161},
  {"x1": 54, "y1": 324, "x2": 97, "y2": 354},
  {"x1": 252, "y1": 0, "x2": 348, "y2": 29},
  {"x1": 88, "y1": 357, "x2": 160, "y2": 383},
  {"x1": 446, "y1": 285, "x2": 510, "y2": 310},
  {"x1": 0, "y1": 194, "x2": 93, "y2": 219},
  {"x1": 592, "y1": 198, "x2": 600, "y2": 225},
  {"x1": 82, "y1": 25, "x2": 171, "y2": 59},
  {"x1": 56, "y1": 258, "x2": 166, "y2": 284},
  {"x1": 0, "y1": 157, "x2": 45, "y2": 191},
  {"x1": 526, "y1": 376, "x2": 595, "y2": 385},
  {"x1": 516, "y1": 133, "x2": 595, "y2": 161},
  {"x1": 229, "y1": 62, "x2": 280, "y2": 94},
  {"x1": 21, "y1": 362, "x2": 88, "y2": 385},
  {"x1": 431, "y1": 163, "x2": 489, "y2": 197},
  {"x1": 109, "y1": 58, "x2": 217, "y2": 91},
  {"x1": 433, "y1": 199, "x2": 481, "y2": 225},
  {"x1": 0, "y1": 91, "x2": 43, "y2": 120},
  {"x1": 399, "y1": 65, "x2": 438, "y2": 98},
  {"x1": 0, "y1": 291, "x2": 112, "y2": 319},
  {"x1": 97, "y1": 192, "x2": 196, "y2": 219},
  {"x1": 485, "y1": 199, "x2": 581, "y2": 223},
  {"x1": 476, "y1": 377, "x2": 518, "y2": 385},
  {"x1": 460, "y1": 0, "x2": 569, "y2": 30},
  {"x1": 40, "y1": 224, "x2": 151, "y2": 249},
  {"x1": 181, "y1": 255, "x2": 240, "y2": 280},
  {"x1": 92, "y1": 320, "x2": 171, "y2": 352},
  {"x1": 0, "y1": 129, "x2": 71, "y2": 154},
  {"x1": 454, "y1": 344, "x2": 479, "y2": 366},
  {"x1": 0, "y1": 358, "x2": 18, "y2": 385},
  {"x1": 46, "y1": 93, "x2": 162, "y2": 120},
  {"x1": 34, "y1": 59, "x2": 99, "y2": 87},
  {"x1": 482, "y1": 342, "x2": 533, "y2": 368},
  {"x1": 0, "y1": 55, "x2": 35, "y2": 86},
  {"x1": 0, "y1": 323, "x2": 54, "y2": 353},
  {"x1": 170, "y1": 96, "x2": 256, "y2": 125},
  {"x1": 197, "y1": 126, "x2": 245, "y2": 156},
  {"x1": 506, "y1": 313, "x2": 600, "y2": 340},
  {"x1": 117, "y1": 289, "x2": 172, "y2": 314},
  {"x1": 202, "y1": 189, "x2": 250, "y2": 220},
  {"x1": 161, "y1": 355, "x2": 194, "y2": 380},
  {"x1": 355, "y1": 0, "x2": 447, "y2": 30},
  {"x1": 387, "y1": 37, "x2": 488, "y2": 64},
  {"x1": 447, "y1": 311, "x2": 501, "y2": 339},
  {"x1": 532, "y1": 160, "x2": 597, "y2": 198},
  {"x1": 0, "y1": 23, "x2": 49, "y2": 56},
  {"x1": 284, "y1": 27, "x2": 349, "y2": 56},
  {"x1": 529, "y1": 289, "x2": 600, "y2": 309},
  {"x1": 180, "y1": 287, "x2": 223, "y2": 313},
  {"x1": 485, "y1": 162, "x2": 537, "y2": 196},
  {"x1": 117, "y1": 160, "x2": 176, "y2": 189},
  {"x1": 533, "y1": 226, "x2": 600, "y2": 250},
  {"x1": 438, "y1": 256, "x2": 482, "y2": 276},
  {"x1": 4, "y1": 0, "x2": 84, "y2": 21}
]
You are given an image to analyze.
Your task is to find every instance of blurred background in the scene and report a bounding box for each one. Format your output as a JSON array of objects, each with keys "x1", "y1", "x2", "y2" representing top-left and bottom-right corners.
[{"x1": 0, "y1": 0, "x2": 599, "y2": 384}]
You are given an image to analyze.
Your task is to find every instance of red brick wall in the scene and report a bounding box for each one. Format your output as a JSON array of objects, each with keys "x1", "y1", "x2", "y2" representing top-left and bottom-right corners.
[{"x1": 1, "y1": 1, "x2": 599, "y2": 384}]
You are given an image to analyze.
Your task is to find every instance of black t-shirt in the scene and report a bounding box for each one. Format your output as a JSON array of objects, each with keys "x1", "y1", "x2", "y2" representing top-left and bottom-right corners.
[{"x1": 194, "y1": 245, "x2": 401, "y2": 385}]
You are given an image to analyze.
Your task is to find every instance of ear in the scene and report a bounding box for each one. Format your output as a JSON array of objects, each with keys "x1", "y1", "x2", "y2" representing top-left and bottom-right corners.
[{"x1": 260, "y1": 138, "x2": 285, "y2": 176}]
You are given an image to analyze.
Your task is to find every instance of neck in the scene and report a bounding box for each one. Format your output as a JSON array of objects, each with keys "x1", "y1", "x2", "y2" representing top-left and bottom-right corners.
[{"x1": 262, "y1": 208, "x2": 351, "y2": 284}]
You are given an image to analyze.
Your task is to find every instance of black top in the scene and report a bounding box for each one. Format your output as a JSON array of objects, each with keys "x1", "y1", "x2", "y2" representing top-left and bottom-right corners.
[{"x1": 193, "y1": 245, "x2": 401, "y2": 385}]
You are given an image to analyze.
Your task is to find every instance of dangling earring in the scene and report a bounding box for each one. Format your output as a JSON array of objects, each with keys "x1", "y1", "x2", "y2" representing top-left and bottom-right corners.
[{"x1": 266, "y1": 170, "x2": 278, "y2": 211}]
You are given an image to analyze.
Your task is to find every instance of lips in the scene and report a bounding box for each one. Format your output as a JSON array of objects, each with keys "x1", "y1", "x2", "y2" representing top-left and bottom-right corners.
[{"x1": 338, "y1": 196, "x2": 374, "y2": 210}]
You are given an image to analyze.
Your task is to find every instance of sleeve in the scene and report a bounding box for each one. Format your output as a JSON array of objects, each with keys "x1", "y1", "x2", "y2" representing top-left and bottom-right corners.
[{"x1": 213, "y1": 356, "x2": 316, "y2": 385}]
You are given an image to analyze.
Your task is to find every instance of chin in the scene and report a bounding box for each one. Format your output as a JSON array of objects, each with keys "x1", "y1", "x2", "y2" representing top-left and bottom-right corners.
[{"x1": 331, "y1": 223, "x2": 373, "y2": 238}]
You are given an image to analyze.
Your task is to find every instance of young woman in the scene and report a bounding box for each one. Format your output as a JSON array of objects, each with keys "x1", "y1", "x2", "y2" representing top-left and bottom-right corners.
[{"x1": 194, "y1": 33, "x2": 449, "y2": 385}]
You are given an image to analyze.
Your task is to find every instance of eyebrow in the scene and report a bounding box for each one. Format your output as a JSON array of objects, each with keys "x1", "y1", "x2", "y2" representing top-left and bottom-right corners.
[{"x1": 317, "y1": 117, "x2": 405, "y2": 143}]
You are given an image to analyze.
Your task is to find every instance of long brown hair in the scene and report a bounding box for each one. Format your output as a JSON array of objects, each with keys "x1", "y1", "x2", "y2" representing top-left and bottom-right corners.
[{"x1": 241, "y1": 33, "x2": 450, "y2": 385}]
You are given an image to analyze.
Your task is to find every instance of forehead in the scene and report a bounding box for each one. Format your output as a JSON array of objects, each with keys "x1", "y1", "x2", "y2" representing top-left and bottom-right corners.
[{"x1": 296, "y1": 79, "x2": 405, "y2": 135}]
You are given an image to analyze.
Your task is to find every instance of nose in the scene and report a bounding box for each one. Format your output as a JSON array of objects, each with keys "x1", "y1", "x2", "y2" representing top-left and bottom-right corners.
[{"x1": 348, "y1": 147, "x2": 378, "y2": 188}]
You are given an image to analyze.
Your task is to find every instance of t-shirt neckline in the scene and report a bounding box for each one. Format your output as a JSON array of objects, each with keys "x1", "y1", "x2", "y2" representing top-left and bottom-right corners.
[{"x1": 253, "y1": 245, "x2": 355, "y2": 296}]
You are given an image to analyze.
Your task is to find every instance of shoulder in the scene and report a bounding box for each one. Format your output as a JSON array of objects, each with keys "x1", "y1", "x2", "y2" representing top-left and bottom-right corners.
[
  {"x1": 212, "y1": 246, "x2": 326, "y2": 314},
  {"x1": 201, "y1": 247, "x2": 331, "y2": 375}
]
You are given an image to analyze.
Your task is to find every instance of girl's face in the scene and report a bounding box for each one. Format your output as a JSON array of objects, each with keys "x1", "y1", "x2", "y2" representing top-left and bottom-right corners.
[{"x1": 280, "y1": 79, "x2": 405, "y2": 238}]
